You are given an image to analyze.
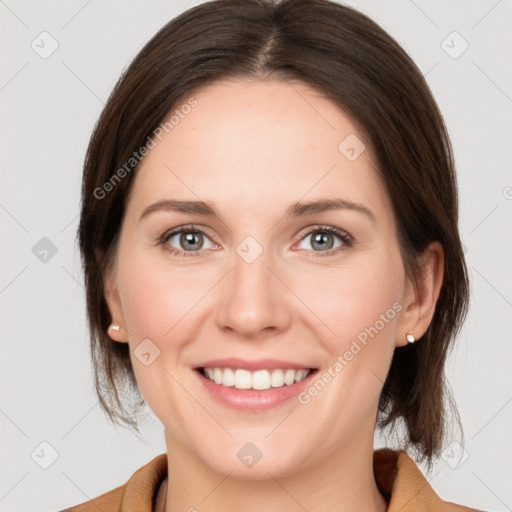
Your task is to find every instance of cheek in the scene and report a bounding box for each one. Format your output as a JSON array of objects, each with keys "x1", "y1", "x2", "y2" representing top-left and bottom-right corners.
[
  {"x1": 116, "y1": 245, "x2": 208, "y2": 342},
  {"x1": 118, "y1": 272, "x2": 172, "y2": 341},
  {"x1": 291, "y1": 249, "x2": 405, "y2": 356}
]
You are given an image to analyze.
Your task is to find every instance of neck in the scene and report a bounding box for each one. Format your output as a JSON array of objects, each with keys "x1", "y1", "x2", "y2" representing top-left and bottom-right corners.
[{"x1": 162, "y1": 427, "x2": 387, "y2": 512}]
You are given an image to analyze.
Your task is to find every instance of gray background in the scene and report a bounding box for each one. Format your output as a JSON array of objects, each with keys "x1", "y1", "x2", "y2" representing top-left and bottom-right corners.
[{"x1": 1, "y1": 0, "x2": 511, "y2": 511}]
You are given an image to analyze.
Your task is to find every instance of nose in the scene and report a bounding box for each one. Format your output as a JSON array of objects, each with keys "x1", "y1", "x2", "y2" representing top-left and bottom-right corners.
[{"x1": 215, "y1": 241, "x2": 292, "y2": 338}]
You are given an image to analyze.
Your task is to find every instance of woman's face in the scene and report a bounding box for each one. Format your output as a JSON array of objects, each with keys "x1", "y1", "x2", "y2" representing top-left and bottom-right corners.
[{"x1": 106, "y1": 78, "x2": 419, "y2": 478}]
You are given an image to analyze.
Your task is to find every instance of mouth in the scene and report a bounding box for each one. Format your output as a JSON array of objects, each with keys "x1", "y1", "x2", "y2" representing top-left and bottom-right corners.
[{"x1": 191, "y1": 358, "x2": 319, "y2": 410}]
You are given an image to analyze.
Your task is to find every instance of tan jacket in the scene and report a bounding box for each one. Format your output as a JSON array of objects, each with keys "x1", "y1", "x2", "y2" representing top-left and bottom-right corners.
[{"x1": 58, "y1": 448, "x2": 484, "y2": 511}]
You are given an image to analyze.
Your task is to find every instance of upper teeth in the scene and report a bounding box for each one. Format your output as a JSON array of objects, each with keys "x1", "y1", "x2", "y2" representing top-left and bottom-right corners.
[{"x1": 203, "y1": 368, "x2": 311, "y2": 390}]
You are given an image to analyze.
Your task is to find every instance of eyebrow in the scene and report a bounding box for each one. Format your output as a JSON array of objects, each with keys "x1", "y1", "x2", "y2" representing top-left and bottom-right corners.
[{"x1": 138, "y1": 197, "x2": 377, "y2": 224}]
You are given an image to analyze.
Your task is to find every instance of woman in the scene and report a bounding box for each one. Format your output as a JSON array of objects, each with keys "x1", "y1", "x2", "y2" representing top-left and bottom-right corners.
[{"x1": 65, "y1": 0, "x2": 482, "y2": 510}]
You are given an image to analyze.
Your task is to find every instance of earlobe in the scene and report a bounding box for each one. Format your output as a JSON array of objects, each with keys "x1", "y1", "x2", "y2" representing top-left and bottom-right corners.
[
  {"x1": 107, "y1": 322, "x2": 128, "y2": 342},
  {"x1": 396, "y1": 241, "x2": 444, "y2": 347},
  {"x1": 104, "y1": 269, "x2": 129, "y2": 343}
]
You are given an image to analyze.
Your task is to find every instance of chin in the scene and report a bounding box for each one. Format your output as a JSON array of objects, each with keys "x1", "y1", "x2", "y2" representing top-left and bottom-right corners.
[{"x1": 197, "y1": 437, "x2": 309, "y2": 480}]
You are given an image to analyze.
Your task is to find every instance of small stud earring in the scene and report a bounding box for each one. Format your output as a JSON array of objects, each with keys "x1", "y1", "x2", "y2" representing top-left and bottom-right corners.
[
  {"x1": 110, "y1": 324, "x2": 120, "y2": 332},
  {"x1": 406, "y1": 331, "x2": 415, "y2": 344}
]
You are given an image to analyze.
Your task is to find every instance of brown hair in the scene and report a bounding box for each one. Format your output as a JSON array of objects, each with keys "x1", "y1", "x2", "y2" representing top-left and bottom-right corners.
[{"x1": 77, "y1": 0, "x2": 469, "y2": 468}]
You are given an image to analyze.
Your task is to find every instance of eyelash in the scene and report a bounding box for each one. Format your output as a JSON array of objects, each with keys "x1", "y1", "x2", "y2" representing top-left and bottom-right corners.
[{"x1": 158, "y1": 223, "x2": 353, "y2": 259}]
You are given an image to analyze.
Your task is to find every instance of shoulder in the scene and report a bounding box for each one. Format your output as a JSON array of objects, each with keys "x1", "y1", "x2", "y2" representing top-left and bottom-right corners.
[
  {"x1": 373, "y1": 448, "x2": 487, "y2": 512},
  {"x1": 55, "y1": 453, "x2": 168, "y2": 512}
]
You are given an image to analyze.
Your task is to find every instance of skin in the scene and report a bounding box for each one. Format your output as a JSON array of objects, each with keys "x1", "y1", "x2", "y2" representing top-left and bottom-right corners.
[{"x1": 105, "y1": 78, "x2": 444, "y2": 512}]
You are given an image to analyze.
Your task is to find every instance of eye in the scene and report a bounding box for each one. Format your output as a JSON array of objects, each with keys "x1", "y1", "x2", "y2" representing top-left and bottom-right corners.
[
  {"x1": 293, "y1": 225, "x2": 352, "y2": 258},
  {"x1": 160, "y1": 224, "x2": 218, "y2": 257}
]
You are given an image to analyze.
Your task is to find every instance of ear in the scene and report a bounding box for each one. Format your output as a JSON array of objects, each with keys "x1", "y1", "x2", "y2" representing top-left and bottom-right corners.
[
  {"x1": 396, "y1": 241, "x2": 444, "y2": 347},
  {"x1": 104, "y1": 266, "x2": 129, "y2": 343}
]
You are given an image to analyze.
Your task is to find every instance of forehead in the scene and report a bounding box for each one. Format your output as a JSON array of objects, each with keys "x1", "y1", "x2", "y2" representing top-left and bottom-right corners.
[{"x1": 126, "y1": 78, "x2": 391, "y2": 224}]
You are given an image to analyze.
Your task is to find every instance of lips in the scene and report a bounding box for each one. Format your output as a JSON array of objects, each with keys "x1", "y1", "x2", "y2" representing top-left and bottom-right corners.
[{"x1": 193, "y1": 360, "x2": 319, "y2": 410}]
